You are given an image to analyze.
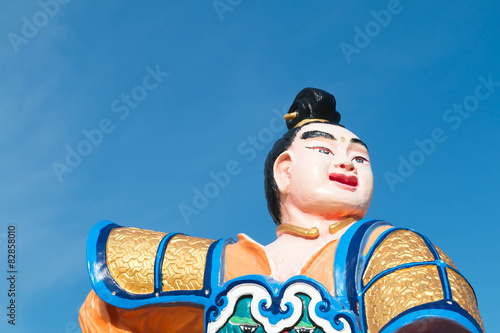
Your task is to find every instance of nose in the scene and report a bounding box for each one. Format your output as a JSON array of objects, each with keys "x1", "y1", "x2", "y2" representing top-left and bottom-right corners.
[{"x1": 338, "y1": 160, "x2": 355, "y2": 172}]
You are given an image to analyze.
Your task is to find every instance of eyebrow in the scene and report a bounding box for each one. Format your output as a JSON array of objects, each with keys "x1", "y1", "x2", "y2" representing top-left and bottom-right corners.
[
  {"x1": 301, "y1": 130, "x2": 369, "y2": 151},
  {"x1": 351, "y1": 138, "x2": 369, "y2": 151},
  {"x1": 300, "y1": 130, "x2": 336, "y2": 141}
]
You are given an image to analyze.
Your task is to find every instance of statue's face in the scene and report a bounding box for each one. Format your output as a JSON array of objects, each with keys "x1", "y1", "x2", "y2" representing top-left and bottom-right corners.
[{"x1": 276, "y1": 122, "x2": 373, "y2": 220}]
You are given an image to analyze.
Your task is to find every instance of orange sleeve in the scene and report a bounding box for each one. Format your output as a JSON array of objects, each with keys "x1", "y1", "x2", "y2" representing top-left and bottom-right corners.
[{"x1": 79, "y1": 290, "x2": 205, "y2": 333}]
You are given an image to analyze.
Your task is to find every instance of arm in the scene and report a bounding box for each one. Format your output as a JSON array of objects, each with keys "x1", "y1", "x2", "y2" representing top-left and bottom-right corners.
[
  {"x1": 81, "y1": 221, "x2": 220, "y2": 333},
  {"x1": 360, "y1": 228, "x2": 484, "y2": 333}
]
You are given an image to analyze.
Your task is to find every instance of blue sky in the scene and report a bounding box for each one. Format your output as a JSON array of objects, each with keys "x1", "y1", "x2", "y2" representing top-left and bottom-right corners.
[{"x1": 0, "y1": 1, "x2": 498, "y2": 332}]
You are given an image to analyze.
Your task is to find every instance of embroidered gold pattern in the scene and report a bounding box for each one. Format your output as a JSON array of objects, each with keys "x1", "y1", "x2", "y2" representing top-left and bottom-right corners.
[
  {"x1": 161, "y1": 235, "x2": 215, "y2": 291},
  {"x1": 435, "y1": 246, "x2": 458, "y2": 269},
  {"x1": 363, "y1": 230, "x2": 434, "y2": 285},
  {"x1": 447, "y1": 268, "x2": 484, "y2": 331},
  {"x1": 106, "y1": 227, "x2": 167, "y2": 294},
  {"x1": 364, "y1": 265, "x2": 443, "y2": 333}
]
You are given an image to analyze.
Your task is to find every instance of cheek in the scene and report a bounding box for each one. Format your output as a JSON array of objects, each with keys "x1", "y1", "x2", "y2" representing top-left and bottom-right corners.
[
  {"x1": 295, "y1": 166, "x2": 322, "y2": 189},
  {"x1": 297, "y1": 155, "x2": 329, "y2": 177},
  {"x1": 358, "y1": 168, "x2": 374, "y2": 191}
]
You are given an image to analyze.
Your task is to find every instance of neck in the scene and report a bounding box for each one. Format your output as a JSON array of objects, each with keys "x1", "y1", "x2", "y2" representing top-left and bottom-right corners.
[
  {"x1": 278, "y1": 204, "x2": 361, "y2": 241},
  {"x1": 265, "y1": 209, "x2": 360, "y2": 282}
]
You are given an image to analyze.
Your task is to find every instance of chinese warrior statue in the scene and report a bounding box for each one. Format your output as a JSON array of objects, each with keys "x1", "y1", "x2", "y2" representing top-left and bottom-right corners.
[{"x1": 79, "y1": 88, "x2": 484, "y2": 333}]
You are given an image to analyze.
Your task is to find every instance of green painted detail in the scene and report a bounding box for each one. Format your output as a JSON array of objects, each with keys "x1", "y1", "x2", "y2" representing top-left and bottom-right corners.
[
  {"x1": 297, "y1": 294, "x2": 314, "y2": 326},
  {"x1": 219, "y1": 296, "x2": 262, "y2": 332},
  {"x1": 295, "y1": 320, "x2": 314, "y2": 328},
  {"x1": 292, "y1": 294, "x2": 323, "y2": 333},
  {"x1": 231, "y1": 297, "x2": 253, "y2": 320},
  {"x1": 229, "y1": 316, "x2": 257, "y2": 325}
]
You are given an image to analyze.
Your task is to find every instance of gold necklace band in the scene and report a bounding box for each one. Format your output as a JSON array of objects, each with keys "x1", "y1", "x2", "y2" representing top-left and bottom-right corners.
[
  {"x1": 276, "y1": 217, "x2": 358, "y2": 239},
  {"x1": 276, "y1": 224, "x2": 319, "y2": 239},
  {"x1": 329, "y1": 217, "x2": 357, "y2": 235}
]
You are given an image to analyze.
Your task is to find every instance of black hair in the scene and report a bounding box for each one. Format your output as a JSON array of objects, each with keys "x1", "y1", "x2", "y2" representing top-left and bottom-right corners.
[
  {"x1": 264, "y1": 88, "x2": 341, "y2": 225},
  {"x1": 284, "y1": 87, "x2": 341, "y2": 129}
]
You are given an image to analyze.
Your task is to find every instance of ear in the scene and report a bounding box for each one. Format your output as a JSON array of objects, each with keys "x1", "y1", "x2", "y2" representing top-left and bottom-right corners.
[{"x1": 273, "y1": 151, "x2": 292, "y2": 194}]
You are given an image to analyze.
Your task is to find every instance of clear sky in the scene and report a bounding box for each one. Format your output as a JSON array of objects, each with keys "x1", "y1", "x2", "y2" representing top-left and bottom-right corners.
[{"x1": 0, "y1": 1, "x2": 498, "y2": 332}]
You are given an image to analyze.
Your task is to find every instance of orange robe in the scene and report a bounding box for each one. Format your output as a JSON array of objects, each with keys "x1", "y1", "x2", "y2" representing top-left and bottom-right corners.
[{"x1": 79, "y1": 226, "x2": 387, "y2": 332}]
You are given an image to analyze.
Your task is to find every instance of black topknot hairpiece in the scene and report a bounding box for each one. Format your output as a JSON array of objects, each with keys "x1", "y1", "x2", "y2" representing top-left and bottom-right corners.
[{"x1": 283, "y1": 87, "x2": 341, "y2": 130}]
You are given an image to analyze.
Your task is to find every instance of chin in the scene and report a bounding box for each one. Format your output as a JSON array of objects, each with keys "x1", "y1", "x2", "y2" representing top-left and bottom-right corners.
[{"x1": 310, "y1": 201, "x2": 369, "y2": 220}]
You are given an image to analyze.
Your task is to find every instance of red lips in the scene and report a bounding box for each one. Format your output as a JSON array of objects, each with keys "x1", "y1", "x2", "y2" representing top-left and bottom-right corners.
[{"x1": 329, "y1": 173, "x2": 358, "y2": 187}]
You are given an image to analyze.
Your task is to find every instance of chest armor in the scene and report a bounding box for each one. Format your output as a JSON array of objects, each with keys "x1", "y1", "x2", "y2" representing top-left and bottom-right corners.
[{"x1": 87, "y1": 220, "x2": 483, "y2": 333}]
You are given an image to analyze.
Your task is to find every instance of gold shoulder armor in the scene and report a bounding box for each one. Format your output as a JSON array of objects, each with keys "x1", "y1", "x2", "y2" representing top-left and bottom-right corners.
[
  {"x1": 105, "y1": 227, "x2": 215, "y2": 295},
  {"x1": 361, "y1": 229, "x2": 484, "y2": 333},
  {"x1": 160, "y1": 234, "x2": 215, "y2": 292}
]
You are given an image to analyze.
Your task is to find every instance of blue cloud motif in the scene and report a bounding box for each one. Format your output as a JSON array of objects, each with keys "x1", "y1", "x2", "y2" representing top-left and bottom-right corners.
[{"x1": 206, "y1": 275, "x2": 359, "y2": 333}]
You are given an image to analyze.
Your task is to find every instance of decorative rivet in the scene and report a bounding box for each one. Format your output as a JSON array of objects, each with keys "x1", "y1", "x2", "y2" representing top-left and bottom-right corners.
[{"x1": 112, "y1": 291, "x2": 116, "y2": 296}]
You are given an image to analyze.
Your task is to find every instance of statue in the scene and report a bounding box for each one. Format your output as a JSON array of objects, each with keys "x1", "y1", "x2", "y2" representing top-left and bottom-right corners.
[{"x1": 79, "y1": 88, "x2": 484, "y2": 333}]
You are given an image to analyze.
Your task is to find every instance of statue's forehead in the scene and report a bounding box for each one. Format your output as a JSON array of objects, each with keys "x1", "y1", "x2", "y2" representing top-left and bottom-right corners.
[{"x1": 293, "y1": 123, "x2": 360, "y2": 143}]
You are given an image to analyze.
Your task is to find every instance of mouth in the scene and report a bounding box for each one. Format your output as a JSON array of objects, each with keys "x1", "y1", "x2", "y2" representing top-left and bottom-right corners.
[{"x1": 329, "y1": 173, "x2": 358, "y2": 187}]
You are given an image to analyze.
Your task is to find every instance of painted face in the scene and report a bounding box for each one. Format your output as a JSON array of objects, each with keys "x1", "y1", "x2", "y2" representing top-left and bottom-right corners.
[{"x1": 280, "y1": 122, "x2": 373, "y2": 219}]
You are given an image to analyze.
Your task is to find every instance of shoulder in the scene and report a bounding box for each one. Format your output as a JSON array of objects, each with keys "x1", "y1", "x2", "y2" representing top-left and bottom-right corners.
[
  {"x1": 358, "y1": 225, "x2": 484, "y2": 333},
  {"x1": 224, "y1": 233, "x2": 272, "y2": 280},
  {"x1": 86, "y1": 220, "x2": 228, "y2": 309}
]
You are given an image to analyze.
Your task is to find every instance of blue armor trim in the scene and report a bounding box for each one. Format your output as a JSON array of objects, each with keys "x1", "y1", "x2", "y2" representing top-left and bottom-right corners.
[
  {"x1": 334, "y1": 219, "x2": 390, "y2": 312},
  {"x1": 153, "y1": 233, "x2": 176, "y2": 292},
  {"x1": 380, "y1": 302, "x2": 482, "y2": 333}
]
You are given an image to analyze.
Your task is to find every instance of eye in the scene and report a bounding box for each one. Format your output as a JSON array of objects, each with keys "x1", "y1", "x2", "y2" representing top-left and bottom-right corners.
[
  {"x1": 239, "y1": 324, "x2": 259, "y2": 332},
  {"x1": 353, "y1": 156, "x2": 369, "y2": 164},
  {"x1": 295, "y1": 328, "x2": 316, "y2": 333},
  {"x1": 306, "y1": 146, "x2": 333, "y2": 155}
]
